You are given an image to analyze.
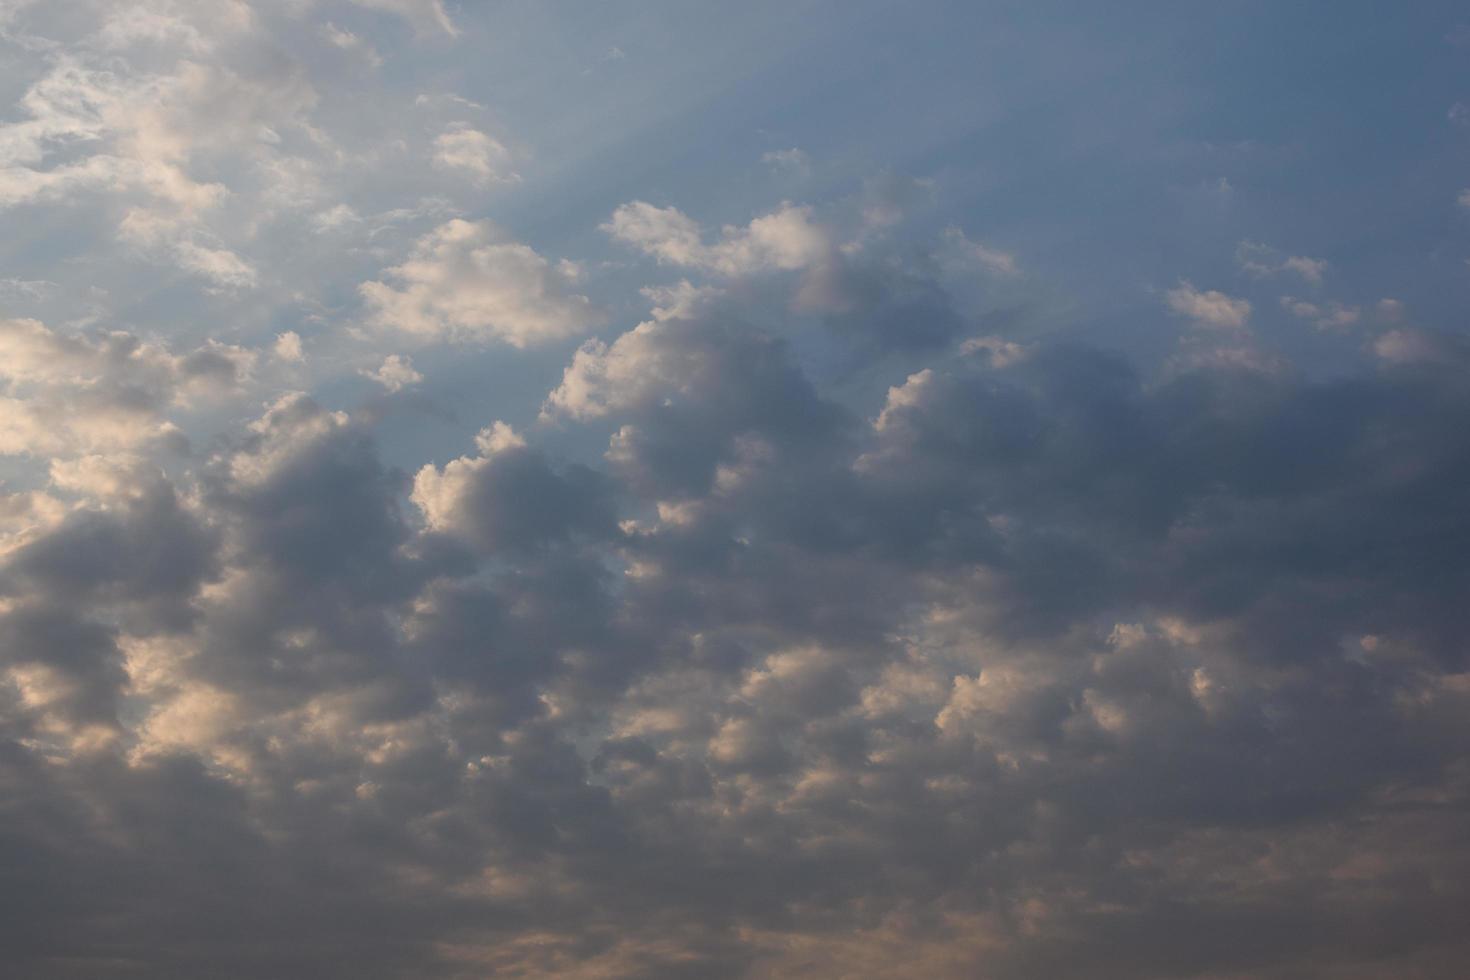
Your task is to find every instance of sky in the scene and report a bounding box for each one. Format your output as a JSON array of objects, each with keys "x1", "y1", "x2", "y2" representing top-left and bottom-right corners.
[{"x1": 1, "y1": 1, "x2": 1469, "y2": 977}]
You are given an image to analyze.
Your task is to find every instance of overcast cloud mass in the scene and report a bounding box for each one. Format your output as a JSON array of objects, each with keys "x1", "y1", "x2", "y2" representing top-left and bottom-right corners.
[{"x1": 2, "y1": 2, "x2": 1470, "y2": 977}]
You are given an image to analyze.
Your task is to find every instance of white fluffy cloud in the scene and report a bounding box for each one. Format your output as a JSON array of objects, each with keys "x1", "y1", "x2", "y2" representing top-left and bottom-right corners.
[
  {"x1": 0, "y1": 317, "x2": 254, "y2": 457},
  {"x1": 272, "y1": 331, "x2": 305, "y2": 363},
  {"x1": 433, "y1": 125, "x2": 518, "y2": 184},
  {"x1": 411, "y1": 421, "x2": 524, "y2": 533},
  {"x1": 0, "y1": 5, "x2": 331, "y2": 288},
  {"x1": 360, "y1": 353, "x2": 422, "y2": 391},
  {"x1": 603, "y1": 200, "x2": 833, "y2": 276},
  {"x1": 360, "y1": 219, "x2": 604, "y2": 346}
]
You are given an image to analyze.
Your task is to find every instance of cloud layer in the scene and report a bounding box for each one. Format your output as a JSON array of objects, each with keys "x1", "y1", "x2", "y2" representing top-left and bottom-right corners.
[{"x1": 1, "y1": 2, "x2": 1469, "y2": 978}]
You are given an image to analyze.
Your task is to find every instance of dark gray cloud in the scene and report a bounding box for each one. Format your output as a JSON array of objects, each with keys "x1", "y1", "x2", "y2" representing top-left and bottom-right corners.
[{"x1": 4, "y1": 301, "x2": 1470, "y2": 979}]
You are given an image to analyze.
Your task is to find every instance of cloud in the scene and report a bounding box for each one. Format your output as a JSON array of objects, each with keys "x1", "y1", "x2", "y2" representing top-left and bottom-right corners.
[
  {"x1": 1165, "y1": 280, "x2": 1252, "y2": 330},
  {"x1": 856, "y1": 172, "x2": 936, "y2": 235},
  {"x1": 0, "y1": 317, "x2": 253, "y2": 458},
  {"x1": 2, "y1": 317, "x2": 1470, "y2": 978},
  {"x1": 432, "y1": 125, "x2": 518, "y2": 184},
  {"x1": 361, "y1": 353, "x2": 422, "y2": 392},
  {"x1": 1376, "y1": 298, "x2": 1406, "y2": 322},
  {"x1": 603, "y1": 200, "x2": 833, "y2": 277},
  {"x1": 0, "y1": 5, "x2": 1468, "y2": 979},
  {"x1": 0, "y1": 9, "x2": 334, "y2": 288},
  {"x1": 148, "y1": 232, "x2": 259, "y2": 291},
  {"x1": 360, "y1": 218, "x2": 604, "y2": 346},
  {"x1": 1373, "y1": 327, "x2": 1470, "y2": 366},
  {"x1": 348, "y1": 0, "x2": 459, "y2": 37},
  {"x1": 1281, "y1": 295, "x2": 1360, "y2": 330},
  {"x1": 272, "y1": 330, "x2": 305, "y2": 363},
  {"x1": 320, "y1": 22, "x2": 383, "y2": 67},
  {"x1": 1237, "y1": 241, "x2": 1328, "y2": 284},
  {"x1": 544, "y1": 309, "x2": 845, "y2": 499},
  {"x1": 602, "y1": 196, "x2": 966, "y2": 324},
  {"x1": 761, "y1": 147, "x2": 811, "y2": 176},
  {"x1": 959, "y1": 335, "x2": 1030, "y2": 368},
  {"x1": 412, "y1": 422, "x2": 615, "y2": 554},
  {"x1": 940, "y1": 225, "x2": 1020, "y2": 277},
  {"x1": 1281, "y1": 254, "x2": 1329, "y2": 283}
]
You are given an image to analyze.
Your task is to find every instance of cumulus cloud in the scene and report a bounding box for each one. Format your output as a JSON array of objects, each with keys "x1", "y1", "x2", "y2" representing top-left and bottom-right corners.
[
  {"x1": 1373, "y1": 326, "x2": 1470, "y2": 366},
  {"x1": 1237, "y1": 241, "x2": 1329, "y2": 284},
  {"x1": 360, "y1": 218, "x2": 604, "y2": 346},
  {"x1": 0, "y1": 56, "x2": 232, "y2": 213},
  {"x1": 432, "y1": 125, "x2": 518, "y2": 184},
  {"x1": 545, "y1": 310, "x2": 843, "y2": 499},
  {"x1": 0, "y1": 5, "x2": 1468, "y2": 980},
  {"x1": 0, "y1": 317, "x2": 253, "y2": 458},
  {"x1": 272, "y1": 330, "x2": 305, "y2": 363},
  {"x1": 1281, "y1": 295, "x2": 1361, "y2": 330},
  {"x1": 1165, "y1": 280, "x2": 1252, "y2": 330},
  {"x1": 940, "y1": 225, "x2": 1020, "y2": 277},
  {"x1": 412, "y1": 422, "x2": 615, "y2": 553},
  {"x1": 601, "y1": 196, "x2": 967, "y2": 323},
  {"x1": 0, "y1": 22, "x2": 327, "y2": 287},
  {"x1": 361, "y1": 353, "x2": 423, "y2": 391},
  {"x1": 1281, "y1": 254, "x2": 1329, "y2": 282},
  {"x1": 604, "y1": 200, "x2": 834, "y2": 277},
  {"x1": 3, "y1": 305, "x2": 1470, "y2": 979}
]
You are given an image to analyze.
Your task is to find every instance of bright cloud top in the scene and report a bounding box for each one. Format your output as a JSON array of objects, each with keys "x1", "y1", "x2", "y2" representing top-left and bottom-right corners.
[{"x1": 360, "y1": 218, "x2": 603, "y2": 347}]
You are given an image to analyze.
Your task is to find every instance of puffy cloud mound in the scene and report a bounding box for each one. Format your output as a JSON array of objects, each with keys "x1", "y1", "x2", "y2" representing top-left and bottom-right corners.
[
  {"x1": 361, "y1": 219, "x2": 604, "y2": 347},
  {"x1": 0, "y1": 317, "x2": 253, "y2": 457},
  {"x1": 4, "y1": 281, "x2": 1470, "y2": 980},
  {"x1": 1165, "y1": 281, "x2": 1252, "y2": 330},
  {"x1": 603, "y1": 200, "x2": 833, "y2": 276},
  {"x1": 413, "y1": 422, "x2": 616, "y2": 554}
]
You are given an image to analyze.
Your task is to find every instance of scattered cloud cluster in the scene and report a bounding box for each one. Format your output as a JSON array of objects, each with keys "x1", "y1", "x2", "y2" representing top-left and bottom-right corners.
[
  {"x1": 0, "y1": 317, "x2": 253, "y2": 457},
  {"x1": 1236, "y1": 241, "x2": 1329, "y2": 284},
  {"x1": 8, "y1": 287, "x2": 1470, "y2": 977},
  {"x1": 604, "y1": 200, "x2": 833, "y2": 277},
  {"x1": 761, "y1": 146, "x2": 812, "y2": 176},
  {"x1": 0, "y1": 2, "x2": 336, "y2": 289},
  {"x1": 1281, "y1": 295, "x2": 1361, "y2": 330},
  {"x1": 1, "y1": 3, "x2": 1468, "y2": 979}
]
